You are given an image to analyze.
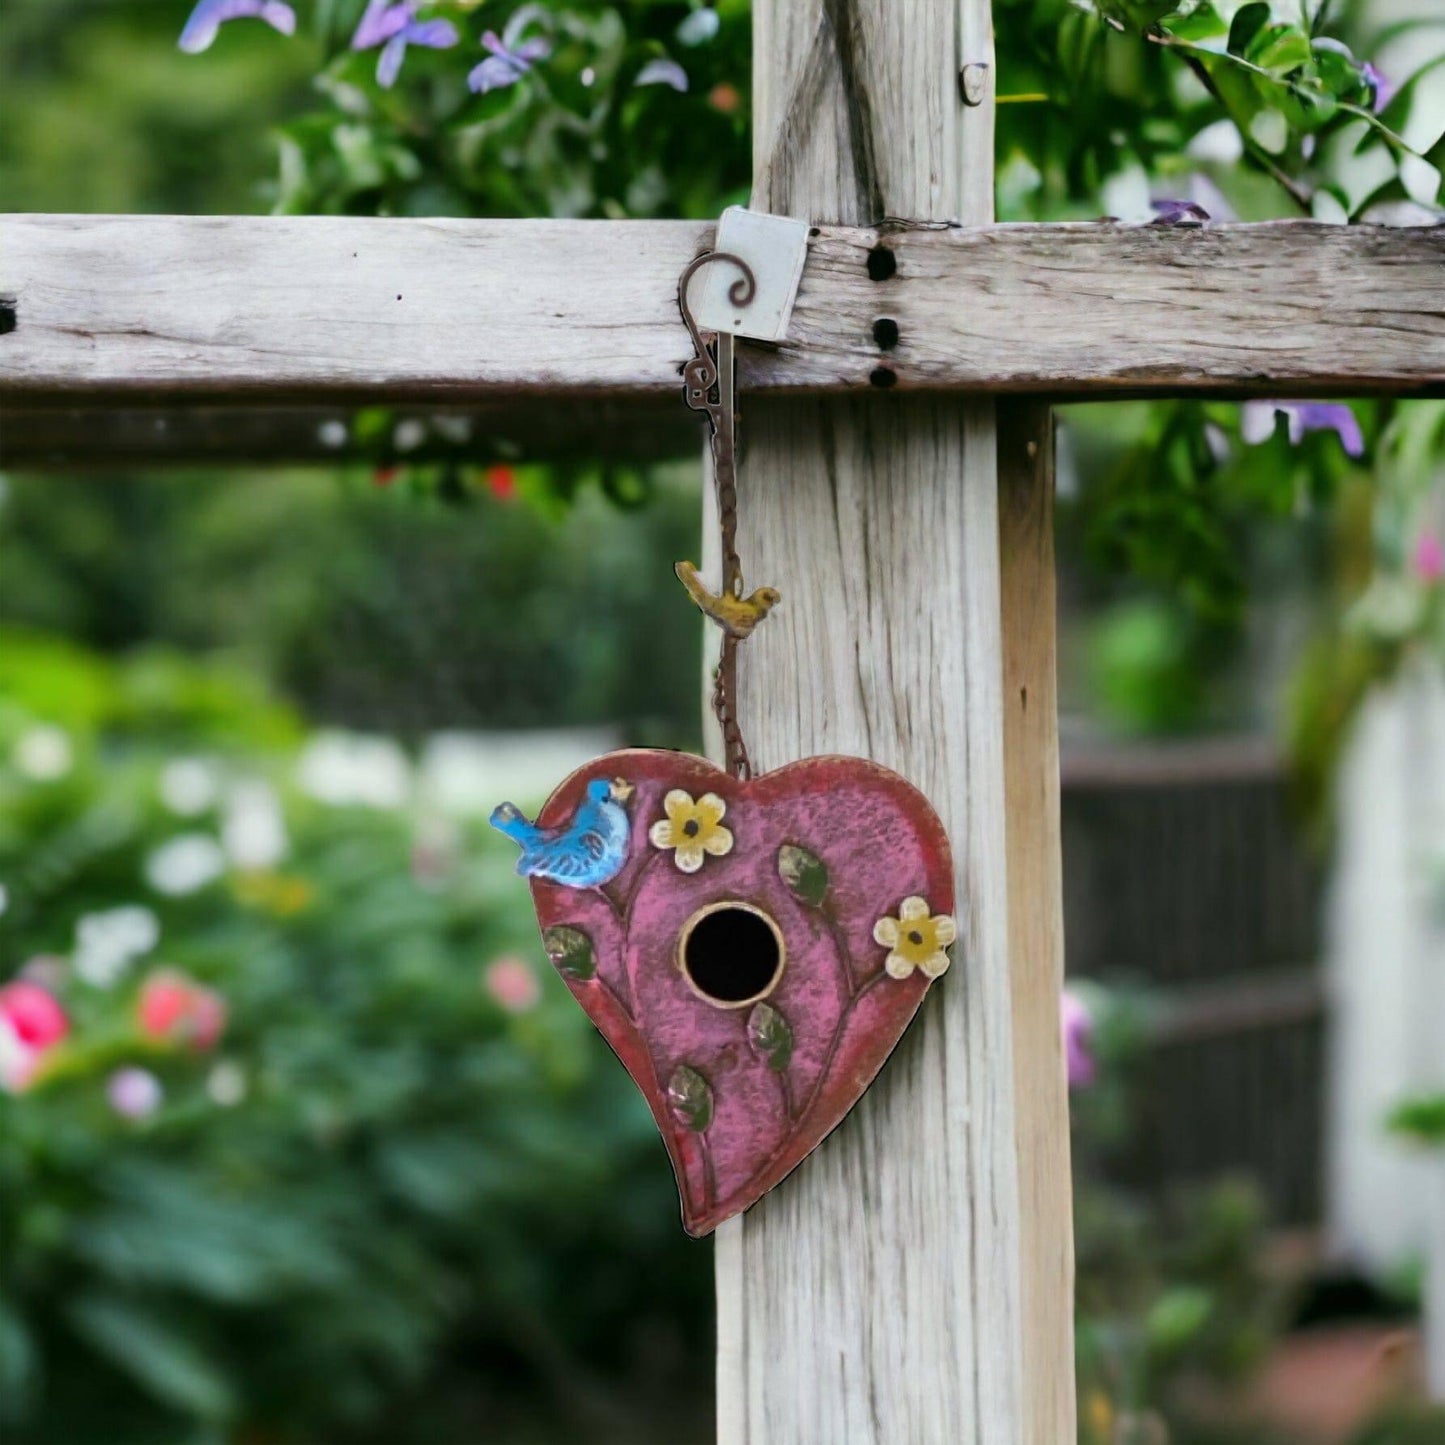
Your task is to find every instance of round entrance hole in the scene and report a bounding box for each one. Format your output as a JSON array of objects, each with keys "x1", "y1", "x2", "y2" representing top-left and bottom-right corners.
[{"x1": 677, "y1": 901, "x2": 785, "y2": 1008}]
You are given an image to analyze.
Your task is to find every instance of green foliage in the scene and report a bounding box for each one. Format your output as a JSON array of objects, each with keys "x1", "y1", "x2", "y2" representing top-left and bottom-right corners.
[
  {"x1": 0, "y1": 468, "x2": 705, "y2": 743},
  {"x1": 1072, "y1": 988, "x2": 1289, "y2": 1442},
  {"x1": 0, "y1": 0, "x2": 318, "y2": 214},
  {"x1": 1387, "y1": 1093, "x2": 1445, "y2": 1147},
  {"x1": 996, "y1": 0, "x2": 1443, "y2": 222},
  {"x1": 272, "y1": 0, "x2": 750, "y2": 218},
  {"x1": 993, "y1": 0, "x2": 1443, "y2": 742},
  {"x1": 0, "y1": 641, "x2": 711, "y2": 1444},
  {"x1": 1087, "y1": 600, "x2": 1208, "y2": 734},
  {"x1": 1347, "y1": 1404, "x2": 1445, "y2": 1444},
  {"x1": 1285, "y1": 404, "x2": 1445, "y2": 827}
]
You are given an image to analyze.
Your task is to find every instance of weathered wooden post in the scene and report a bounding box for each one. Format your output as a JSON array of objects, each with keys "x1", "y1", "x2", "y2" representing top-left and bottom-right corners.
[{"x1": 714, "y1": 2, "x2": 1074, "y2": 1440}]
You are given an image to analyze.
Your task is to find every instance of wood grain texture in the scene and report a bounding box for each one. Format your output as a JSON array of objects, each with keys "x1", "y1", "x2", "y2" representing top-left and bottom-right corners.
[
  {"x1": 3, "y1": 214, "x2": 1441, "y2": 405},
  {"x1": 714, "y1": 1, "x2": 1029, "y2": 1441},
  {"x1": 998, "y1": 400, "x2": 1076, "y2": 1445}
]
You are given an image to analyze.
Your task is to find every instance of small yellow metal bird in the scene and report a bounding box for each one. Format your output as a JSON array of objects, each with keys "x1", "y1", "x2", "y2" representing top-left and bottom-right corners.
[{"x1": 674, "y1": 561, "x2": 781, "y2": 641}]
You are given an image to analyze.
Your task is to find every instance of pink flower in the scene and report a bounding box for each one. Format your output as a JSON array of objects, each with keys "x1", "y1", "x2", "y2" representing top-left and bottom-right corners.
[
  {"x1": 1413, "y1": 531, "x2": 1444, "y2": 584},
  {"x1": 1062, "y1": 988, "x2": 1096, "y2": 1091},
  {"x1": 0, "y1": 979, "x2": 69, "y2": 1050},
  {"x1": 0, "y1": 979, "x2": 68, "y2": 1092},
  {"x1": 137, "y1": 970, "x2": 227, "y2": 1050},
  {"x1": 484, "y1": 956, "x2": 540, "y2": 1014},
  {"x1": 107, "y1": 1066, "x2": 163, "y2": 1120}
]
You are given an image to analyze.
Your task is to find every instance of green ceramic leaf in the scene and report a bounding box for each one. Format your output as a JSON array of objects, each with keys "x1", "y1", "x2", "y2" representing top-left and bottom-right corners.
[
  {"x1": 746, "y1": 1002, "x2": 794, "y2": 1074},
  {"x1": 541, "y1": 924, "x2": 595, "y2": 981},
  {"x1": 777, "y1": 843, "x2": 828, "y2": 909},
  {"x1": 666, "y1": 1065, "x2": 713, "y2": 1132}
]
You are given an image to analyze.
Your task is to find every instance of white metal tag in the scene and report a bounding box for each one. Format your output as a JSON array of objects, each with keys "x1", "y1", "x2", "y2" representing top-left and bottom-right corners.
[{"x1": 694, "y1": 206, "x2": 811, "y2": 342}]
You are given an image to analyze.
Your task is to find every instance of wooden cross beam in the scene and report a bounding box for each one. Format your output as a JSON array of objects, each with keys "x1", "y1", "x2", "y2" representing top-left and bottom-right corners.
[
  {"x1": 1, "y1": 2, "x2": 1442, "y2": 1442},
  {"x1": 1, "y1": 215, "x2": 1440, "y2": 409}
]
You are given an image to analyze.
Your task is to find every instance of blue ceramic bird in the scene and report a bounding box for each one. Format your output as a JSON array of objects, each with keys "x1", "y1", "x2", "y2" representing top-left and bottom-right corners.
[{"x1": 490, "y1": 777, "x2": 634, "y2": 887}]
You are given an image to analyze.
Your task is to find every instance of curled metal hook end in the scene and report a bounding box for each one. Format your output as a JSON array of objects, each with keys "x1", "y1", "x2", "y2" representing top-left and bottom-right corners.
[{"x1": 677, "y1": 250, "x2": 758, "y2": 348}]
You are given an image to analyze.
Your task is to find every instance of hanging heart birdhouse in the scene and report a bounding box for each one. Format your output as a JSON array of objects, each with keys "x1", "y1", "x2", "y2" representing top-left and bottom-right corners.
[
  {"x1": 489, "y1": 233, "x2": 959, "y2": 1234},
  {"x1": 492, "y1": 748, "x2": 957, "y2": 1236}
]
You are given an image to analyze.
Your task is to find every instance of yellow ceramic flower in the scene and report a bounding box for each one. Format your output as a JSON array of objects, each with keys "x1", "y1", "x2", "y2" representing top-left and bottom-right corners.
[
  {"x1": 649, "y1": 789, "x2": 733, "y2": 873},
  {"x1": 873, "y1": 896, "x2": 956, "y2": 979}
]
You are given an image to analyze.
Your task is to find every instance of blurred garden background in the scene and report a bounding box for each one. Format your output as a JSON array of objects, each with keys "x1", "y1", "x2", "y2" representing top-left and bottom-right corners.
[{"x1": 2, "y1": 1, "x2": 1444, "y2": 1441}]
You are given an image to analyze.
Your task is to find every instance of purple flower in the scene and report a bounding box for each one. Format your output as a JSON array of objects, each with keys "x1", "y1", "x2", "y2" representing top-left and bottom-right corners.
[
  {"x1": 1062, "y1": 989, "x2": 1096, "y2": 1091},
  {"x1": 351, "y1": 0, "x2": 458, "y2": 89},
  {"x1": 1414, "y1": 531, "x2": 1444, "y2": 584},
  {"x1": 1363, "y1": 62, "x2": 1397, "y2": 115},
  {"x1": 635, "y1": 58, "x2": 689, "y2": 93},
  {"x1": 179, "y1": 0, "x2": 295, "y2": 54},
  {"x1": 1148, "y1": 198, "x2": 1209, "y2": 227},
  {"x1": 468, "y1": 9, "x2": 551, "y2": 95},
  {"x1": 107, "y1": 1066, "x2": 163, "y2": 1120},
  {"x1": 1241, "y1": 401, "x2": 1365, "y2": 459}
]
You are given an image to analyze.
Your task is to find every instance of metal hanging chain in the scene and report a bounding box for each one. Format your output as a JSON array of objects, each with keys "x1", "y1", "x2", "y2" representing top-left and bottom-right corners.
[{"x1": 676, "y1": 251, "x2": 779, "y2": 781}]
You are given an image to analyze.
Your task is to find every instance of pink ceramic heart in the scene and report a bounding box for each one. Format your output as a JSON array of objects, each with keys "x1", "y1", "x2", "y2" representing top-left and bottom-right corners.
[{"x1": 524, "y1": 748, "x2": 956, "y2": 1236}]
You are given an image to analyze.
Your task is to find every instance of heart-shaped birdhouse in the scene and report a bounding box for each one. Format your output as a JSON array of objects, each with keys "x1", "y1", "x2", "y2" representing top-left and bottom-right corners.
[{"x1": 493, "y1": 748, "x2": 957, "y2": 1237}]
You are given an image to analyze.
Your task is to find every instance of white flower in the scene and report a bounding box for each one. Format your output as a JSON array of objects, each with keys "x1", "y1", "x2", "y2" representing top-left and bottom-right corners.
[
  {"x1": 431, "y1": 415, "x2": 472, "y2": 444},
  {"x1": 0, "y1": 1016, "x2": 38, "y2": 1093},
  {"x1": 417, "y1": 729, "x2": 615, "y2": 818},
  {"x1": 297, "y1": 731, "x2": 410, "y2": 809},
  {"x1": 0, "y1": 882, "x2": 8, "y2": 917},
  {"x1": 649, "y1": 790, "x2": 733, "y2": 873},
  {"x1": 160, "y1": 757, "x2": 221, "y2": 816},
  {"x1": 145, "y1": 834, "x2": 226, "y2": 897},
  {"x1": 74, "y1": 905, "x2": 160, "y2": 989},
  {"x1": 222, "y1": 780, "x2": 288, "y2": 869},
  {"x1": 873, "y1": 896, "x2": 957, "y2": 980},
  {"x1": 206, "y1": 1060, "x2": 247, "y2": 1107},
  {"x1": 1187, "y1": 118, "x2": 1243, "y2": 165},
  {"x1": 107, "y1": 1066, "x2": 163, "y2": 1120},
  {"x1": 14, "y1": 725, "x2": 73, "y2": 781}
]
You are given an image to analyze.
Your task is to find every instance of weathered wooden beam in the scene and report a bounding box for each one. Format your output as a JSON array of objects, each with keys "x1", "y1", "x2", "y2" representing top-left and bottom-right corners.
[
  {"x1": 0, "y1": 402, "x2": 696, "y2": 468},
  {"x1": 999, "y1": 399, "x2": 1077, "y2": 1445},
  {"x1": 713, "y1": 0, "x2": 1035, "y2": 1439},
  {"x1": 2, "y1": 214, "x2": 1441, "y2": 405}
]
